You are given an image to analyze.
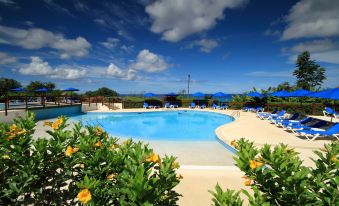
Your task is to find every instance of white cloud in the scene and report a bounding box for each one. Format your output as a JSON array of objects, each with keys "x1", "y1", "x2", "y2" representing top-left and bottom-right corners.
[
  {"x1": 94, "y1": 18, "x2": 106, "y2": 25},
  {"x1": 146, "y1": 0, "x2": 248, "y2": 42},
  {"x1": 189, "y1": 38, "x2": 219, "y2": 53},
  {"x1": 106, "y1": 63, "x2": 136, "y2": 80},
  {"x1": 51, "y1": 66, "x2": 87, "y2": 80},
  {"x1": 282, "y1": 0, "x2": 339, "y2": 40},
  {"x1": 245, "y1": 70, "x2": 292, "y2": 78},
  {"x1": 264, "y1": 29, "x2": 281, "y2": 37},
  {"x1": 312, "y1": 50, "x2": 339, "y2": 64},
  {"x1": 289, "y1": 39, "x2": 335, "y2": 53},
  {"x1": 100, "y1": 37, "x2": 120, "y2": 49},
  {"x1": 0, "y1": 25, "x2": 91, "y2": 59},
  {"x1": 19, "y1": 56, "x2": 87, "y2": 79},
  {"x1": 131, "y1": 49, "x2": 169, "y2": 72},
  {"x1": 0, "y1": 52, "x2": 17, "y2": 64},
  {"x1": 0, "y1": 0, "x2": 16, "y2": 6},
  {"x1": 19, "y1": 56, "x2": 53, "y2": 75}
]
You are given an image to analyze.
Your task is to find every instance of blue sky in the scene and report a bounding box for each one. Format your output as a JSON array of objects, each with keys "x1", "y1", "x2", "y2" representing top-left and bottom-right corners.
[{"x1": 0, "y1": 0, "x2": 338, "y2": 94}]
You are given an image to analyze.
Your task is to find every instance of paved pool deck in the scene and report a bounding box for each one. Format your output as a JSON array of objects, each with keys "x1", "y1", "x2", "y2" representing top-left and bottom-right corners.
[{"x1": 32, "y1": 107, "x2": 334, "y2": 206}]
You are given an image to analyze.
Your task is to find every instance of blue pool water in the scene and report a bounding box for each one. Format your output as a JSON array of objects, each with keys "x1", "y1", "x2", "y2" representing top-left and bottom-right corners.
[{"x1": 71, "y1": 110, "x2": 234, "y2": 141}]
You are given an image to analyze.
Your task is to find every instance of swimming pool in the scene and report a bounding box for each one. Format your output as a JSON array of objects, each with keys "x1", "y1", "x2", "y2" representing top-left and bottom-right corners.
[{"x1": 71, "y1": 110, "x2": 234, "y2": 141}]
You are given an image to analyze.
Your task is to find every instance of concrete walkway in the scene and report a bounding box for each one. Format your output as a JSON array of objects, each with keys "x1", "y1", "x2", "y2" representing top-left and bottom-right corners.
[{"x1": 32, "y1": 107, "x2": 334, "y2": 205}]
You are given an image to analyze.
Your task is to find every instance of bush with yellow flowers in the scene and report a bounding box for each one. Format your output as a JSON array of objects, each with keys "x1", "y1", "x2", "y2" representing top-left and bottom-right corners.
[
  {"x1": 210, "y1": 138, "x2": 339, "y2": 206},
  {"x1": 0, "y1": 112, "x2": 181, "y2": 205}
]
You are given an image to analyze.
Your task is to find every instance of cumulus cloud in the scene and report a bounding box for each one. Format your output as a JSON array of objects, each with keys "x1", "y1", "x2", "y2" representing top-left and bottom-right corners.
[
  {"x1": 146, "y1": 0, "x2": 248, "y2": 42},
  {"x1": 131, "y1": 49, "x2": 169, "y2": 72},
  {"x1": 19, "y1": 57, "x2": 86, "y2": 79},
  {"x1": 282, "y1": 0, "x2": 339, "y2": 40},
  {"x1": 106, "y1": 63, "x2": 136, "y2": 80},
  {"x1": 51, "y1": 66, "x2": 87, "y2": 80},
  {"x1": 0, "y1": 25, "x2": 91, "y2": 59},
  {"x1": 100, "y1": 37, "x2": 120, "y2": 49},
  {"x1": 0, "y1": 52, "x2": 17, "y2": 64},
  {"x1": 189, "y1": 38, "x2": 219, "y2": 53}
]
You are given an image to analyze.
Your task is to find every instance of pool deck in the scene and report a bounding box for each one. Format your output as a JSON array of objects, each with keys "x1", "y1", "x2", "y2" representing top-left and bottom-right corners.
[{"x1": 32, "y1": 107, "x2": 334, "y2": 206}]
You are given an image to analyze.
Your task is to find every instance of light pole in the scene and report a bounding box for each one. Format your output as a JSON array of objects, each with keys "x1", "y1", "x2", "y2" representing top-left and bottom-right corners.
[{"x1": 187, "y1": 74, "x2": 190, "y2": 98}]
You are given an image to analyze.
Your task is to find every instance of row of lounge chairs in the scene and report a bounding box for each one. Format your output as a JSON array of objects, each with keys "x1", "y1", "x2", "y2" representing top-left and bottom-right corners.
[
  {"x1": 143, "y1": 102, "x2": 228, "y2": 110},
  {"x1": 256, "y1": 108, "x2": 339, "y2": 141}
]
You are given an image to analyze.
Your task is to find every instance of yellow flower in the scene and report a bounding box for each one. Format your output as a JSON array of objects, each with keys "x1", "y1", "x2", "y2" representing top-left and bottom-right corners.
[
  {"x1": 97, "y1": 127, "x2": 103, "y2": 136},
  {"x1": 77, "y1": 188, "x2": 92, "y2": 204},
  {"x1": 10, "y1": 124, "x2": 18, "y2": 131},
  {"x1": 16, "y1": 129, "x2": 26, "y2": 135},
  {"x1": 2, "y1": 155, "x2": 10, "y2": 160},
  {"x1": 109, "y1": 144, "x2": 119, "y2": 150},
  {"x1": 244, "y1": 179, "x2": 252, "y2": 186},
  {"x1": 146, "y1": 152, "x2": 160, "y2": 163},
  {"x1": 6, "y1": 134, "x2": 16, "y2": 141},
  {"x1": 65, "y1": 146, "x2": 79, "y2": 157},
  {"x1": 331, "y1": 155, "x2": 338, "y2": 162},
  {"x1": 43, "y1": 121, "x2": 53, "y2": 127},
  {"x1": 249, "y1": 160, "x2": 263, "y2": 170},
  {"x1": 52, "y1": 118, "x2": 63, "y2": 129},
  {"x1": 107, "y1": 173, "x2": 116, "y2": 180},
  {"x1": 171, "y1": 161, "x2": 180, "y2": 169},
  {"x1": 94, "y1": 141, "x2": 102, "y2": 147},
  {"x1": 230, "y1": 139, "x2": 238, "y2": 147},
  {"x1": 176, "y1": 174, "x2": 183, "y2": 179}
]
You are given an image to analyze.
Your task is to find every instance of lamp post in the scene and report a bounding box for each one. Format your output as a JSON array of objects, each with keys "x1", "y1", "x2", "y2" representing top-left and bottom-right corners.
[{"x1": 187, "y1": 74, "x2": 190, "y2": 98}]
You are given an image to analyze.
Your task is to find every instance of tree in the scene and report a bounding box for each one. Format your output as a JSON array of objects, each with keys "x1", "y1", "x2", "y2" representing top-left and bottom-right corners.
[
  {"x1": 84, "y1": 87, "x2": 118, "y2": 97},
  {"x1": 0, "y1": 78, "x2": 21, "y2": 95},
  {"x1": 293, "y1": 51, "x2": 326, "y2": 90},
  {"x1": 26, "y1": 81, "x2": 56, "y2": 92}
]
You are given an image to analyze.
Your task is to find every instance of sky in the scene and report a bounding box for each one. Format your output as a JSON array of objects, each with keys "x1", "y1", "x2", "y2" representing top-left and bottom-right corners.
[{"x1": 0, "y1": 0, "x2": 338, "y2": 94}]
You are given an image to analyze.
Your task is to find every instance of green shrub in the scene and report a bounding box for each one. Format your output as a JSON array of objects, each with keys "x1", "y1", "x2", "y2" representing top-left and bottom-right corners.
[
  {"x1": 0, "y1": 113, "x2": 181, "y2": 205},
  {"x1": 210, "y1": 138, "x2": 339, "y2": 206}
]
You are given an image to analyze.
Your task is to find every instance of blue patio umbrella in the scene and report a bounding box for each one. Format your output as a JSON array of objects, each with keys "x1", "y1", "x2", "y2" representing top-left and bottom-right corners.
[
  {"x1": 247, "y1": 92, "x2": 264, "y2": 98},
  {"x1": 307, "y1": 88, "x2": 339, "y2": 100},
  {"x1": 307, "y1": 88, "x2": 339, "y2": 124},
  {"x1": 63, "y1": 87, "x2": 79, "y2": 91},
  {"x1": 144, "y1": 92, "x2": 156, "y2": 97},
  {"x1": 212, "y1": 92, "x2": 227, "y2": 98},
  {"x1": 192, "y1": 92, "x2": 205, "y2": 98},
  {"x1": 35, "y1": 88, "x2": 49, "y2": 92},
  {"x1": 284, "y1": 89, "x2": 311, "y2": 97},
  {"x1": 10, "y1": 87, "x2": 25, "y2": 92},
  {"x1": 269, "y1": 90, "x2": 289, "y2": 97}
]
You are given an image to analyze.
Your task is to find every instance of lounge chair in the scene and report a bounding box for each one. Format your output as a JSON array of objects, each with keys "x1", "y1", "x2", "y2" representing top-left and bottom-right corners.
[
  {"x1": 256, "y1": 108, "x2": 278, "y2": 118},
  {"x1": 211, "y1": 103, "x2": 220, "y2": 109},
  {"x1": 253, "y1": 107, "x2": 264, "y2": 113},
  {"x1": 199, "y1": 104, "x2": 206, "y2": 109},
  {"x1": 220, "y1": 104, "x2": 228, "y2": 110},
  {"x1": 297, "y1": 124, "x2": 339, "y2": 141},
  {"x1": 260, "y1": 110, "x2": 285, "y2": 120},
  {"x1": 266, "y1": 110, "x2": 286, "y2": 120},
  {"x1": 143, "y1": 102, "x2": 153, "y2": 109},
  {"x1": 323, "y1": 107, "x2": 338, "y2": 118},
  {"x1": 172, "y1": 103, "x2": 179, "y2": 108},
  {"x1": 164, "y1": 102, "x2": 171, "y2": 109},
  {"x1": 271, "y1": 113, "x2": 299, "y2": 125},
  {"x1": 287, "y1": 120, "x2": 327, "y2": 134},
  {"x1": 280, "y1": 116, "x2": 313, "y2": 128},
  {"x1": 189, "y1": 102, "x2": 196, "y2": 109},
  {"x1": 242, "y1": 106, "x2": 253, "y2": 112}
]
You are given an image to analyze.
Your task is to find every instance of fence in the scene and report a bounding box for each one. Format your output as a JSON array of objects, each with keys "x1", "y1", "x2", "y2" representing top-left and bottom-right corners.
[{"x1": 1, "y1": 94, "x2": 332, "y2": 116}]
